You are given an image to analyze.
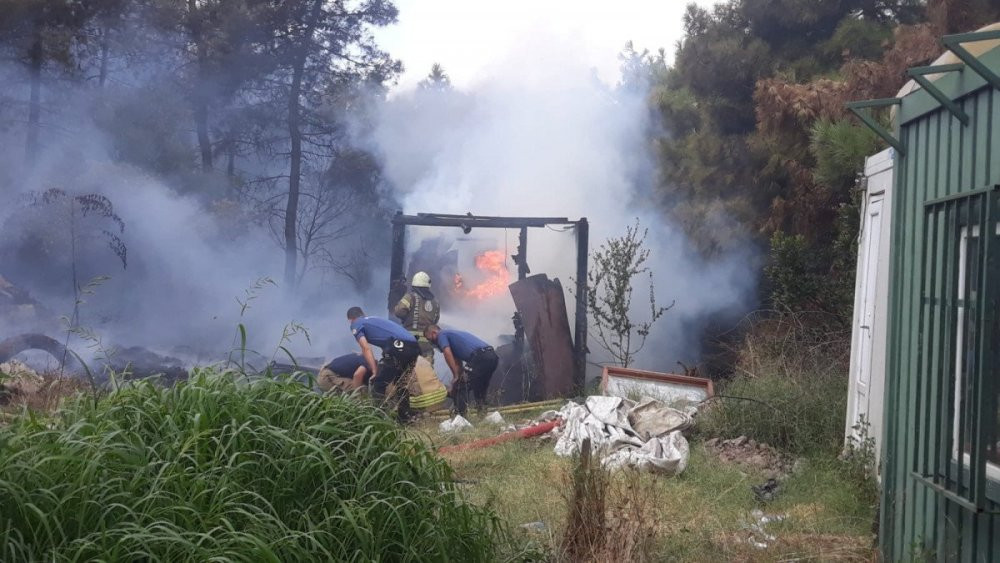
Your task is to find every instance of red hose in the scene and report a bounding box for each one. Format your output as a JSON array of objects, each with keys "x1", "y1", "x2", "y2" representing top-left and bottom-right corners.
[{"x1": 437, "y1": 419, "x2": 561, "y2": 455}]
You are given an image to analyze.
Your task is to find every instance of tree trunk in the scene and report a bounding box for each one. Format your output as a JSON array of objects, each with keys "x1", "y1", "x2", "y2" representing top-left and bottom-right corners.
[
  {"x1": 283, "y1": 0, "x2": 323, "y2": 290},
  {"x1": 284, "y1": 57, "x2": 305, "y2": 289},
  {"x1": 188, "y1": 0, "x2": 212, "y2": 171},
  {"x1": 195, "y1": 99, "x2": 212, "y2": 171},
  {"x1": 98, "y1": 24, "x2": 110, "y2": 88},
  {"x1": 25, "y1": 20, "x2": 43, "y2": 164}
]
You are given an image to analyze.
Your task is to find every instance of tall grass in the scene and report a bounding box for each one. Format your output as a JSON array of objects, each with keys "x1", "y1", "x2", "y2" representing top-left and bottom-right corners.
[
  {"x1": 698, "y1": 311, "x2": 850, "y2": 456},
  {"x1": 0, "y1": 368, "x2": 506, "y2": 562}
]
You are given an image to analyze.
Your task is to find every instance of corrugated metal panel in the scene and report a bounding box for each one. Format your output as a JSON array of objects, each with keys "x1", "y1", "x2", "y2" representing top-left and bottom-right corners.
[{"x1": 883, "y1": 62, "x2": 1000, "y2": 561}]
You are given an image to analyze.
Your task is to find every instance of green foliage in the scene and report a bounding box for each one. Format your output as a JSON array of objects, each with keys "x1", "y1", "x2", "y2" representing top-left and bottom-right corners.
[
  {"x1": 697, "y1": 311, "x2": 850, "y2": 455},
  {"x1": 765, "y1": 232, "x2": 826, "y2": 313},
  {"x1": 842, "y1": 415, "x2": 880, "y2": 505},
  {"x1": 584, "y1": 219, "x2": 673, "y2": 367},
  {"x1": 0, "y1": 370, "x2": 507, "y2": 561},
  {"x1": 698, "y1": 369, "x2": 848, "y2": 456},
  {"x1": 810, "y1": 118, "x2": 881, "y2": 190},
  {"x1": 821, "y1": 17, "x2": 892, "y2": 62}
]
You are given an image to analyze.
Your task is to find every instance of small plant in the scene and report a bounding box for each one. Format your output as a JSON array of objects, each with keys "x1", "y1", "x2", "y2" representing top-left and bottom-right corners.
[
  {"x1": 582, "y1": 219, "x2": 673, "y2": 368},
  {"x1": 842, "y1": 416, "x2": 879, "y2": 508}
]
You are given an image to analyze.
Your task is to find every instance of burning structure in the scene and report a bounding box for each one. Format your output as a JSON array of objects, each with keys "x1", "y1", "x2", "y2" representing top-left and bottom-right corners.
[{"x1": 388, "y1": 212, "x2": 588, "y2": 404}]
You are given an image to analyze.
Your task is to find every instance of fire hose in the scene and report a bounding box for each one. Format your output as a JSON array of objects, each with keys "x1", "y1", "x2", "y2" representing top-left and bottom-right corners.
[
  {"x1": 437, "y1": 419, "x2": 561, "y2": 455},
  {"x1": 428, "y1": 398, "x2": 564, "y2": 418}
]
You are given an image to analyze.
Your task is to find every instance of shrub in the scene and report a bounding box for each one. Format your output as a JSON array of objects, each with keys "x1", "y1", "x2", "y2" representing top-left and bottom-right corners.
[
  {"x1": 698, "y1": 370, "x2": 847, "y2": 456},
  {"x1": 698, "y1": 312, "x2": 850, "y2": 456},
  {"x1": 0, "y1": 369, "x2": 506, "y2": 562}
]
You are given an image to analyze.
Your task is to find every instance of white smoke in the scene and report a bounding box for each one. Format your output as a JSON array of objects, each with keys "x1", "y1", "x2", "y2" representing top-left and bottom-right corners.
[
  {"x1": 0, "y1": 76, "x2": 382, "y2": 367},
  {"x1": 366, "y1": 36, "x2": 757, "y2": 374}
]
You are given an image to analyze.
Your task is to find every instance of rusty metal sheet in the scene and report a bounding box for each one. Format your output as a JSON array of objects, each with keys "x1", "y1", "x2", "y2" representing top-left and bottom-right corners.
[{"x1": 508, "y1": 274, "x2": 575, "y2": 399}]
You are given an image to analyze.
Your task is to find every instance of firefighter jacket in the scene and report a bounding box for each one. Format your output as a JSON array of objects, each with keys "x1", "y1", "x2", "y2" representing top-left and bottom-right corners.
[{"x1": 394, "y1": 287, "x2": 440, "y2": 336}]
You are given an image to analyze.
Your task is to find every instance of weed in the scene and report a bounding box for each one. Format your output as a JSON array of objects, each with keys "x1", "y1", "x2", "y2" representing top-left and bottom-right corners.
[{"x1": 561, "y1": 439, "x2": 609, "y2": 560}]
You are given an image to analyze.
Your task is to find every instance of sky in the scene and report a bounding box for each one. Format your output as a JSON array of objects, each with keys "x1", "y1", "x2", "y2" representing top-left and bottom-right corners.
[{"x1": 374, "y1": 0, "x2": 722, "y2": 91}]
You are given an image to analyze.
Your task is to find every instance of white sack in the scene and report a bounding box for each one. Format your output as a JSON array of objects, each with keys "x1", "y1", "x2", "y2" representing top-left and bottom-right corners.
[
  {"x1": 603, "y1": 431, "x2": 689, "y2": 475},
  {"x1": 439, "y1": 415, "x2": 473, "y2": 433}
]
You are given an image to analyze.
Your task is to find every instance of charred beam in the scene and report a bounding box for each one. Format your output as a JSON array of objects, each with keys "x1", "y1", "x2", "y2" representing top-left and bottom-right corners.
[
  {"x1": 388, "y1": 215, "x2": 406, "y2": 312},
  {"x1": 515, "y1": 226, "x2": 529, "y2": 280},
  {"x1": 393, "y1": 213, "x2": 574, "y2": 229}
]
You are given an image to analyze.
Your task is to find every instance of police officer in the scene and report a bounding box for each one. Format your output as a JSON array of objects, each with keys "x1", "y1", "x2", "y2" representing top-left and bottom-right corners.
[
  {"x1": 347, "y1": 306, "x2": 420, "y2": 422},
  {"x1": 424, "y1": 324, "x2": 498, "y2": 416},
  {"x1": 393, "y1": 271, "x2": 440, "y2": 365},
  {"x1": 317, "y1": 353, "x2": 370, "y2": 393}
]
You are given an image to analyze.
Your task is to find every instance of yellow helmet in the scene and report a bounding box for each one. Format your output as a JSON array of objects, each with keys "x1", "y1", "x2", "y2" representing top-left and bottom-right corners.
[{"x1": 411, "y1": 271, "x2": 431, "y2": 288}]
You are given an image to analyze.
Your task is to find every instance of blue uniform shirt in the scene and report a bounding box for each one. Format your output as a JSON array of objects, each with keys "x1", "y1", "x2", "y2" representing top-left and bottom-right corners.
[
  {"x1": 324, "y1": 353, "x2": 367, "y2": 378},
  {"x1": 435, "y1": 329, "x2": 489, "y2": 362},
  {"x1": 351, "y1": 316, "x2": 416, "y2": 349}
]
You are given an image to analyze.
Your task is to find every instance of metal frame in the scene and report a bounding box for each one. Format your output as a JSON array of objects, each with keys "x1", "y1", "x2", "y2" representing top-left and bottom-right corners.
[
  {"x1": 906, "y1": 64, "x2": 969, "y2": 125},
  {"x1": 911, "y1": 188, "x2": 1000, "y2": 512},
  {"x1": 846, "y1": 98, "x2": 905, "y2": 155},
  {"x1": 942, "y1": 30, "x2": 1000, "y2": 91},
  {"x1": 389, "y1": 212, "x2": 589, "y2": 392}
]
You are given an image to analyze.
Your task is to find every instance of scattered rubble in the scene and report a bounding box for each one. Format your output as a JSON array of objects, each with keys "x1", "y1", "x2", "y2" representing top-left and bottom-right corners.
[
  {"x1": 741, "y1": 509, "x2": 788, "y2": 549},
  {"x1": 704, "y1": 436, "x2": 794, "y2": 479},
  {"x1": 105, "y1": 346, "x2": 188, "y2": 385},
  {"x1": 752, "y1": 478, "x2": 781, "y2": 502}
]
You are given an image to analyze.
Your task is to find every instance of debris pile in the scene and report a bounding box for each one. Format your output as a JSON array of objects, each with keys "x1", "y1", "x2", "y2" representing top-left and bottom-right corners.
[
  {"x1": 552, "y1": 396, "x2": 694, "y2": 475},
  {"x1": 0, "y1": 359, "x2": 44, "y2": 404},
  {"x1": 704, "y1": 436, "x2": 794, "y2": 479}
]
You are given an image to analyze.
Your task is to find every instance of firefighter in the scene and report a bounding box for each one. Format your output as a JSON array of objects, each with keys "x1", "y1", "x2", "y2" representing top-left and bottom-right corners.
[
  {"x1": 316, "y1": 353, "x2": 370, "y2": 393},
  {"x1": 347, "y1": 306, "x2": 420, "y2": 422},
  {"x1": 424, "y1": 324, "x2": 498, "y2": 417},
  {"x1": 393, "y1": 271, "x2": 440, "y2": 365}
]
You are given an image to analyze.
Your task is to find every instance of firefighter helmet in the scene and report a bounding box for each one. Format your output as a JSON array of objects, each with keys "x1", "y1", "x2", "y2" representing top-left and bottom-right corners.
[{"x1": 411, "y1": 271, "x2": 431, "y2": 288}]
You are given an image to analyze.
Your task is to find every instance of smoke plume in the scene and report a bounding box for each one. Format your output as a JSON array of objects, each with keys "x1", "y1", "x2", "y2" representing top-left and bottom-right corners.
[{"x1": 366, "y1": 36, "x2": 757, "y2": 374}]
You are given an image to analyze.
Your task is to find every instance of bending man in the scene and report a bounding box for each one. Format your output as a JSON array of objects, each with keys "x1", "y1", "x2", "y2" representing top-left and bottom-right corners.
[
  {"x1": 424, "y1": 324, "x2": 498, "y2": 416},
  {"x1": 347, "y1": 306, "x2": 420, "y2": 422},
  {"x1": 317, "y1": 353, "x2": 370, "y2": 393}
]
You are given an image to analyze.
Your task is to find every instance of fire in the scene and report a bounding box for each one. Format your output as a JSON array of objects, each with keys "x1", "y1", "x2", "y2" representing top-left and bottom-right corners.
[{"x1": 453, "y1": 250, "x2": 510, "y2": 299}]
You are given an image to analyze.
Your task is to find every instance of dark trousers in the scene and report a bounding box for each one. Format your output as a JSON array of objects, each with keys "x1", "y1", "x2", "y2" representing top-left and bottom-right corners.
[
  {"x1": 453, "y1": 347, "x2": 499, "y2": 416},
  {"x1": 370, "y1": 339, "x2": 420, "y2": 421}
]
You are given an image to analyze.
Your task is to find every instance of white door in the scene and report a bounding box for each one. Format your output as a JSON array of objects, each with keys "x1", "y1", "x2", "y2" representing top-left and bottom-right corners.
[{"x1": 852, "y1": 196, "x2": 884, "y2": 438}]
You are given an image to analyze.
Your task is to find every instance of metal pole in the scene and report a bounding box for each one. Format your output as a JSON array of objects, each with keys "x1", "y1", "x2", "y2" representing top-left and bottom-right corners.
[
  {"x1": 388, "y1": 214, "x2": 406, "y2": 313},
  {"x1": 573, "y1": 218, "x2": 589, "y2": 393}
]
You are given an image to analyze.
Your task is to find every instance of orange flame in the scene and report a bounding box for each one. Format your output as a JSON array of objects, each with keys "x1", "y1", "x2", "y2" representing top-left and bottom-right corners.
[{"x1": 453, "y1": 250, "x2": 510, "y2": 299}]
